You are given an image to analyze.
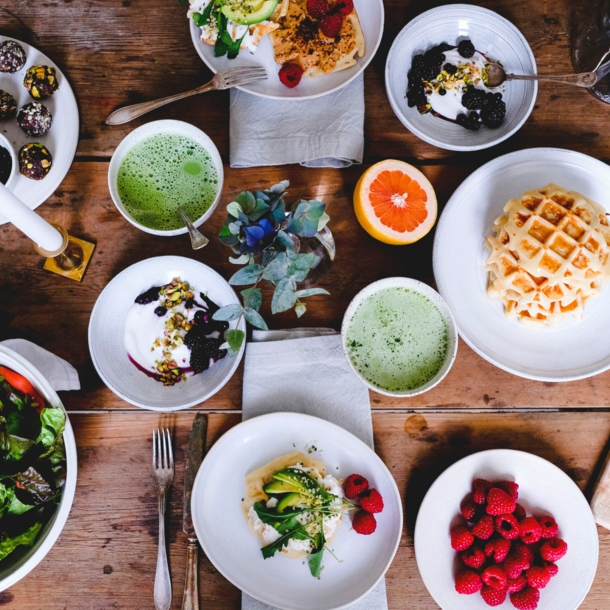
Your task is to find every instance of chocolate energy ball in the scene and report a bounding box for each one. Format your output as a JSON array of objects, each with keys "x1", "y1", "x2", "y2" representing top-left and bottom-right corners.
[
  {"x1": 0, "y1": 146, "x2": 12, "y2": 185},
  {"x1": 17, "y1": 102, "x2": 52, "y2": 136},
  {"x1": 24, "y1": 65, "x2": 58, "y2": 100},
  {"x1": 0, "y1": 41, "x2": 26, "y2": 73},
  {"x1": 19, "y1": 142, "x2": 53, "y2": 180},
  {"x1": 0, "y1": 90, "x2": 17, "y2": 120}
]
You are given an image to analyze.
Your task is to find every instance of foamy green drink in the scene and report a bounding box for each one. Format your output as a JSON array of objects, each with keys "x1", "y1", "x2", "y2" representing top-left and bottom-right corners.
[
  {"x1": 117, "y1": 133, "x2": 219, "y2": 231},
  {"x1": 346, "y1": 287, "x2": 450, "y2": 392}
]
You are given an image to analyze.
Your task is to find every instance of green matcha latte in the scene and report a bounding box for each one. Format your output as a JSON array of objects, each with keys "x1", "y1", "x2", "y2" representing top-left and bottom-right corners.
[
  {"x1": 117, "y1": 133, "x2": 219, "y2": 231},
  {"x1": 345, "y1": 287, "x2": 451, "y2": 393}
]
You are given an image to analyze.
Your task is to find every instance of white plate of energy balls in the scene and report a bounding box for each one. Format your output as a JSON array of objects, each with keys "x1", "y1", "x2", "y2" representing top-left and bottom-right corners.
[{"x1": 0, "y1": 36, "x2": 79, "y2": 225}]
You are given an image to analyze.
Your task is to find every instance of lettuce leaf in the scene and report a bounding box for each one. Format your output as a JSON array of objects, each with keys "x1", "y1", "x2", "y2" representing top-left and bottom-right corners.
[
  {"x1": 36, "y1": 408, "x2": 65, "y2": 449},
  {"x1": 0, "y1": 522, "x2": 42, "y2": 561}
]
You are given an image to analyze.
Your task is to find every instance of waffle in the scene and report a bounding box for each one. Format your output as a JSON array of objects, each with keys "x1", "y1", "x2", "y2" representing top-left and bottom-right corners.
[{"x1": 485, "y1": 184, "x2": 610, "y2": 327}]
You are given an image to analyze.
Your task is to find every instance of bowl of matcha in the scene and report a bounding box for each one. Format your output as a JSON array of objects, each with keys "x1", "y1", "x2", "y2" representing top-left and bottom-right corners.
[
  {"x1": 341, "y1": 277, "x2": 458, "y2": 397},
  {"x1": 108, "y1": 119, "x2": 223, "y2": 236}
]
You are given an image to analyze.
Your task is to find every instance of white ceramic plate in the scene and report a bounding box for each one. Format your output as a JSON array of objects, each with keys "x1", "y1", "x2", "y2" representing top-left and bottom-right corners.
[
  {"x1": 191, "y1": 412, "x2": 403, "y2": 610},
  {"x1": 0, "y1": 345, "x2": 77, "y2": 591},
  {"x1": 433, "y1": 148, "x2": 610, "y2": 381},
  {"x1": 385, "y1": 5, "x2": 536, "y2": 151},
  {"x1": 414, "y1": 449, "x2": 599, "y2": 610},
  {"x1": 189, "y1": 0, "x2": 384, "y2": 100},
  {"x1": 0, "y1": 36, "x2": 79, "y2": 224},
  {"x1": 88, "y1": 256, "x2": 246, "y2": 410}
]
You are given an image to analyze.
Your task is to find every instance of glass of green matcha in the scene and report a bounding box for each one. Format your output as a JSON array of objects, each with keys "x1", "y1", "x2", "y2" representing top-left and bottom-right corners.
[
  {"x1": 341, "y1": 277, "x2": 458, "y2": 397},
  {"x1": 108, "y1": 120, "x2": 223, "y2": 236}
]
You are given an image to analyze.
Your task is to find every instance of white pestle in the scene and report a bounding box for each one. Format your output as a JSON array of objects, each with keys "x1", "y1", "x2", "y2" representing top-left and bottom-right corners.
[{"x1": 0, "y1": 182, "x2": 64, "y2": 253}]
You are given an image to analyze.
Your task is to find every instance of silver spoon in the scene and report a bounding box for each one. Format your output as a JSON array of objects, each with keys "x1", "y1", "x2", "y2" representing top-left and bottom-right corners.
[
  {"x1": 178, "y1": 206, "x2": 209, "y2": 250},
  {"x1": 486, "y1": 49, "x2": 610, "y2": 88}
]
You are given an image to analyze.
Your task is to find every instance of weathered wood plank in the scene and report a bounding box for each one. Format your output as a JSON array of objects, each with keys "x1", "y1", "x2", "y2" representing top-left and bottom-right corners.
[{"x1": 2, "y1": 411, "x2": 609, "y2": 609}]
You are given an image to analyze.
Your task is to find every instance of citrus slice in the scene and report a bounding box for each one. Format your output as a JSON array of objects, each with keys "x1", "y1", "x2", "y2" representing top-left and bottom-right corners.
[{"x1": 353, "y1": 160, "x2": 437, "y2": 245}]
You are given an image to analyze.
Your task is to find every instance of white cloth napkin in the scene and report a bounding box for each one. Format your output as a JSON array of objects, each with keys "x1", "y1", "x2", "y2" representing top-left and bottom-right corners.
[
  {"x1": 229, "y1": 74, "x2": 365, "y2": 168},
  {"x1": 0, "y1": 339, "x2": 80, "y2": 391},
  {"x1": 241, "y1": 329, "x2": 387, "y2": 610}
]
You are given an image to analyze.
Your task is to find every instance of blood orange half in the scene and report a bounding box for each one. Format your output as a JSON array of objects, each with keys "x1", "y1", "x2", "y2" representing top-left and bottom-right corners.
[{"x1": 353, "y1": 160, "x2": 437, "y2": 245}]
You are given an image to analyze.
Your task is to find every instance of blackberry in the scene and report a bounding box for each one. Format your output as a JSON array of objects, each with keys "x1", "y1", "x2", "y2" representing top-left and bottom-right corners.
[
  {"x1": 456, "y1": 112, "x2": 481, "y2": 131},
  {"x1": 457, "y1": 39, "x2": 475, "y2": 59},
  {"x1": 480, "y1": 99, "x2": 506, "y2": 128},
  {"x1": 185, "y1": 298, "x2": 195, "y2": 309},
  {"x1": 190, "y1": 338, "x2": 227, "y2": 374},
  {"x1": 443, "y1": 63, "x2": 457, "y2": 75},
  {"x1": 439, "y1": 87, "x2": 447, "y2": 96},
  {"x1": 200, "y1": 293, "x2": 221, "y2": 314},
  {"x1": 154, "y1": 306, "x2": 167, "y2": 317},
  {"x1": 410, "y1": 54, "x2": 426, "y2": 79},
  {"x1": 462, "y1": 87, "x2": 485, "y2": 109},
  {"x1": 135, "y1": 286, "x2": 161, "y2": 304},
  {"x1": 407, "y1": 83, "x2": 426, "y2": 107}
]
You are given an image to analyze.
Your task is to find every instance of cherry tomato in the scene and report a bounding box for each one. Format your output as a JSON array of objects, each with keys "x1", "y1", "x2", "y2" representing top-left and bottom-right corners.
[{"x1": 0, "y1": 366, "x2": 46, "y2": 412}]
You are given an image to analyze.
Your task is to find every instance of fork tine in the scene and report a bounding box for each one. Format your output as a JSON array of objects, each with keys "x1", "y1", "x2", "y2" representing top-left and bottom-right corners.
[
  {"x1": 161, "y1": 428, "x2": 168, "y2": 469},
  {"x1": 222, "y1": 66, "x2": 267, "y2": 76},
  {"x1": 226, "y1": 75, "x2": 268, "y2": 87},
  {"x1": 166, "y1": 429, "x2": 173, "y2": 469},
  {"x1": 152, "y1": 429, "x2": 157, "y2": 469}
]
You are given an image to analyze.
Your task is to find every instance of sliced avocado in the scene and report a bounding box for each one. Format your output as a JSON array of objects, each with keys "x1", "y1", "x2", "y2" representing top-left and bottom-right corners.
[
  {"x1": 277, "y1": 492, "x2": 311, "y2": 513},
  {"x1": 264, "y1": 480, "x2": 298, "y2": 494},
  {"x1": 271, "y1": 468, "x2": 322, "y2": 499},
  {"x1": 221, "y1": 0, "x2": 279, "y2": 26}
]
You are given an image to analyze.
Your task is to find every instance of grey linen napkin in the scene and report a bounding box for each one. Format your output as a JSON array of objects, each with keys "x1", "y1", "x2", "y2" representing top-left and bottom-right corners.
[
  {"x1": 241, "y1": 328, "x2": 387, "y2": 610},
  {"x1": 230, "y1": 74, "x2": 364, "y2": 168}
]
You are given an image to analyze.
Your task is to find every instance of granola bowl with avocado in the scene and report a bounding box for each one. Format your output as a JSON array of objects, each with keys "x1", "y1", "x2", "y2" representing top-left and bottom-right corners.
[{"x1": 0, "y1": 345, "x2": 76, "y2": 591}]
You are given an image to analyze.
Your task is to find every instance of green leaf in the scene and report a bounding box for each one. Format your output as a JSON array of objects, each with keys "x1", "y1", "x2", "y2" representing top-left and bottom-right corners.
[
  {"x1": 221, "y1": 30, "x2": 234, "y2": 45},
  {"x1": 225, "y1": 329, "x2": 245, "y2": 357},
  {"x1": 300, "y1": 216, "x2": 320, "y2": 237},
  {"x1": 317, "y1": 212, "x2": 330, "y2": 231},
  {"x1": 212, "y1": 304, "x2": 243, "y2": 322},
  {"x1": 304, "y1": 200, "x2": 326, "y2": 220},
  {"x1": 0, "y1": 522, "x2": 42, "y2": 562},
  {"x1": 228, "y1": 221, "x2": 242, "y2": 235},
  {"x1": 243, "y1": 308, "x2": 268, "y2": 331},
  {"x1": 295, "y1": 288, "x2": 330, "y2": 298},
  {"x1": 274, "y1": 230, "x2": 295, "y2": 253},
  {"x1": 292, "y1": 200, "x2": 311, "y2": 219},
  {"x1": 6, "y1": 435, "x2": 35, "y2": 461},
  {"x1": 271, "y1": 278, "x2": 297, "y2": 314},
  {"x1": 308, "y1": 548, "x2": 324, "y2": 578},
  {"x1": 241, "y1": 287, "x2": 262, "y2": 311},
  {"x1": 270, "y1": 199, "x2": 286, "y2": 225},
  {"x1": 227, "y1": 201, "x2": 243, "y2": 218},
  {"x1": 219, "y1": 232, "x2": 239, "y2": 247},
  {"x1": 229, "y1": 264, "x2": 263, "y2": 285},
  {"x1": 295, "y1": 302, "x2": 306, "y2": 318},
  {"x1": 249, "y1": 198, "x2": 271, "y2": 221},
  {"x1": 214, "y1": 37, "x2": 228, "y2": 57},
  {"x1": 287, "y1": 253, "x2": 316, "y2": 282},
  {"x1": 15, "y1": 467, "x2": 54, "y2": 504},
  {"x1": 262, "y1": 252, "x2": 288, "y2": 282},
  {"x1": 236, "y1": 191, "x2": 256, "y2": 213},
  {"x1": 36, "y1": 408, "x2": 66, "y2": 449},
  {"x1": 7, "y1": 490, "x2": 34, "y2": 516}
]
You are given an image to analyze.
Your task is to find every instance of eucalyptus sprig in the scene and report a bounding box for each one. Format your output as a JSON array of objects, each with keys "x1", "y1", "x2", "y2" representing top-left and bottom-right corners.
[{"x1": 214, "y1": 181, "x2": 331, "y2": 356}]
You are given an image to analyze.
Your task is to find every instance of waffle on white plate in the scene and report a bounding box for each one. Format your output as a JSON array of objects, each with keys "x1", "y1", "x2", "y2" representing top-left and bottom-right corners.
[{"x1": 485, "y1": 184, "x2": 610, "y2": 327}]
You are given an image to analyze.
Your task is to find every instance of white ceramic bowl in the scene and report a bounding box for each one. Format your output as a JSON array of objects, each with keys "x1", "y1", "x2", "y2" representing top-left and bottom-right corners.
[
  {"x1": 89, "y1": 256, "x2": 245, "y2": 411},
  {"x1": 108, "y1": 119, "x2": 224, "y2": 236},
  {"x1": 385, "y1": 5, "x2": 537, "y2": 151},
  {"x1": 0, "y1": 133, "x2": 18, "y2": 189},
  {"x1": 414, "y1": 449, "x2": 599, "y2": 610},
  {"x1": 191, "y1": 412, "x2": 403, "y2": 610},
  {"x1": 341, "y1": 277, "x2": 458, "y2": 397},
  {"x1": 0, "y1": 345, "x2": 77, "y2": 591}
]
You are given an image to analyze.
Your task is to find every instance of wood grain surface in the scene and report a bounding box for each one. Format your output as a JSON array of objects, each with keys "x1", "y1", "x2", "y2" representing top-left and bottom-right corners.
[{"x1": 0, "y1": 411, "x2": 606, "y2": 610}]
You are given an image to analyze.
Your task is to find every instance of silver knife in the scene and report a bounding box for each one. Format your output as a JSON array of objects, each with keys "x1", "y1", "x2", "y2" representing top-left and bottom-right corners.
[{"x1": 182, "y1": 413, "x2": 207, "y2": 610}]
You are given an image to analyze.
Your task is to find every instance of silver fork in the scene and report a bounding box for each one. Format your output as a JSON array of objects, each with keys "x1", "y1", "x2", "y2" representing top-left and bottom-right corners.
[
  {"x1": 153, "y1": 429, "x2": 175, "y2": 610},
  {"x1": 105, "y1": 66, "x2": 267, "y2": 125}
]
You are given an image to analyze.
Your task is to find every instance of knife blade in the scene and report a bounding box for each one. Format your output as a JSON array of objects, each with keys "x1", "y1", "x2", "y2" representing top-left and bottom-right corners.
[{"x1": 182, "y1": 413, "x2": 207, "y2": 610}]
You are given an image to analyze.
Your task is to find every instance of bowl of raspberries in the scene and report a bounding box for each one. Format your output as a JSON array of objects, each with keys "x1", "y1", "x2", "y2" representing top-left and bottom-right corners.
[
  {"x1": 385, "y1": 4, "x2": 537, "y2": 151},
  {"x1": 414, "y1": 449, "x2": 598, "y2": 610}
]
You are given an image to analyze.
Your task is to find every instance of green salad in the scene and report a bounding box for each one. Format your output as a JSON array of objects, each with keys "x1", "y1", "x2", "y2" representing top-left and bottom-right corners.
[{"x1": 0, "y1": 366, "x2": 66, "y2": 563}]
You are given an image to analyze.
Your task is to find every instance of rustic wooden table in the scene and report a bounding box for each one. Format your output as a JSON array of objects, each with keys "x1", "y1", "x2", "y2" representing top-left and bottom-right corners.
[{"x1": 1, "y1": 0, "x2": 609, "y2": 608}]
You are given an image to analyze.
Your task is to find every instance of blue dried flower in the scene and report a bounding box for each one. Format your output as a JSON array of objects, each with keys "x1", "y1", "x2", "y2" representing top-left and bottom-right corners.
[{"x1": 242, "y1": 218, "x2": 277, "y2": 253}]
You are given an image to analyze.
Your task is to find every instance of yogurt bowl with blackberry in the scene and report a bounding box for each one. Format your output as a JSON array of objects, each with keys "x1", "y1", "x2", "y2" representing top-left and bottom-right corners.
[
  {"x1": 89, "y1": 256, "x2": 246, "y2": 411},
  {"x1": 385, "y1": 4, "x2": 537, "y2": 151}
]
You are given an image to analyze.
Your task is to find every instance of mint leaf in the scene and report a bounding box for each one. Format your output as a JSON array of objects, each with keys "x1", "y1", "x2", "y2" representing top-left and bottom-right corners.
[
  {"x1": 241, "y1": 287, "x2": 262, "y2": 311},
  {"x1": 243, "y1": 307, "x2": 268, "y2": 331},
  {"x1": 212, "y1": 304, "x2": 243, "y2": 322},
  {"x1": 229, "y1": 264, "x2": 263, "y2": 285}
]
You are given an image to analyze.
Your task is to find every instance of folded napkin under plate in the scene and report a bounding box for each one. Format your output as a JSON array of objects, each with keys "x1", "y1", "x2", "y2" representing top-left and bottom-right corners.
[
  {"x1": 241, "y1": 329, "x2": 387, "y2": 610},
  {"x1": 230, "y1": 74, "x2": 364, "y2": 169}
]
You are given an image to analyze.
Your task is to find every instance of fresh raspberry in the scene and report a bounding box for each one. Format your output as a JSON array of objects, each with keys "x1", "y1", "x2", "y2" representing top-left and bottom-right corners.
[
  {"x1": 486, "y1": 488, "x2": 516, "y2": 516},
  {"x1": 526, "y1": 566, "x2": 550, "y2": 589},
  {"x1": 473, "y1": 479, "x2": 492, "y2": 504},
  {"x1": 343, "y1": 474, "x2": 368, "y2": 499},
  {"x1": 451, "y1": 525, "x2": 475, "y2": 551},
  {"x1": 333, "y1": 0, "x2": 354, "y2": 15},
  {"x1": 506, "y1": 574, "x2": 527, "y2": 593},
  {"x1": 278, "y1": 63, "x2": 304, "y2": 88},
  {"x1": 495, "y1": 481, "x2": 519, "y2": 501},
  {"x1": 481, "y1": 565, "x2": 507, "y2": 590},
  {"x1": 481, "y1": 585, "x2": 507, "y2": 607},
  {"x1": 514, "y1": 503, "x2": 526, "y2": 521},
  {"x1": 360, "y1": 488, "x2": 384, "y2": 513},
  {"x1": 306, "y1": 0, "x2": 329, "y2": 19},
  {"x1": 319, "y1": 12, "x2": 343, "y2": 37},
  {"x1": 503, "y1": 554, "x2": 530, "y2": 579},
  {"x1": 352, "y1": 510, "x2": 376, "y2": 535},
  {"x1": 519, "y1": 517, "x2": 542, "y2": 544},
  {"x1": 538, "y1": 515, "x2": 559, "y2": 538},
  {"x1": 461, "y1": 494, "x2": 481, "y2": 521},
  {"x1": 510, "y1": 586, "x2": 540, "y2": 610},
  {"x1": 455, "y1": 570, "x2": 483, "y2": 595},
  {"x1": 472, "y1": 515, "x2": 494, "y2": 540},
  {"x1": 461, "y1": 545, "x2": 486, "y2": 569},
  {"x1": 512, "y1": 541, "x2": 534, "y2": 564},
  {"x1": 484, "y1": 538, "x2": 511, "y2": 563},
  {"x1": 495, "y1": 514, "x2": 520, "y2": 540},
  {"x1": 542, "y1": 561, "x2": 558, "y2": 577},
  {"x1": 539, "y1": 538, "x2": 568, "y2": 562}
]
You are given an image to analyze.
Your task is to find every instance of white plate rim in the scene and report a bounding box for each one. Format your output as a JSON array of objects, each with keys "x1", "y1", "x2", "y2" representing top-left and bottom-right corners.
[
  {"x1": 191, "y1": 411, "x2": 404, "y2": 610},
  {"x1": 413, "y1": 448, "x2": 599, "y2": 610},
  {"x1": 188, "y1": 0, "x2": 385, "y2": 101},
  {"x1": 88, "y1": 255, "x2": 246, "y2": 410}
]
